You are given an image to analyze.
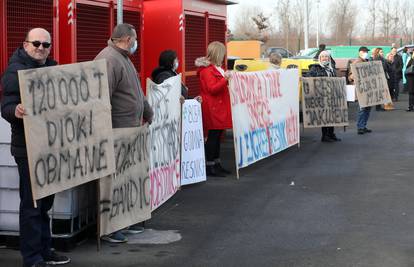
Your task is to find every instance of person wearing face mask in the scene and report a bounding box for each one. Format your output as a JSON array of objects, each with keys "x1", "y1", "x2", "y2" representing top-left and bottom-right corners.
[
  {"x1": 348, "y1": 46, "x2": 373, "y2": 135},
  {"x1": 151, "y1": 50, "x2": 189, "y2": 99},
  {"x1": 195, "y1": 41, "x2": 232, "y2": 177},
  {"x1": 307, "y1": 51, "x2": 341, "y2": 142},
  {"x1": 95, "y1": 23, "x2": 153, "y2": 243}
]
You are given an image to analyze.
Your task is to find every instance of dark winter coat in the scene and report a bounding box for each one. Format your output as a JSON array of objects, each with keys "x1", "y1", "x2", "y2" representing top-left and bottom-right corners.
[
  {"x1": 307, "y1": 63, "x2": 337, "y2": 78},
  {"x1": 1, "y1": 47, "x2": 57, "y2": 157},
  {"x1": 393, "y1": 53, "x2": 403, "y2": 80},
  {"x1": 406, "y1": 59, "x2": 414, "y2": 93},
  {"x1": 151, "y1": 67, "x2": 189, "y2": 98}
]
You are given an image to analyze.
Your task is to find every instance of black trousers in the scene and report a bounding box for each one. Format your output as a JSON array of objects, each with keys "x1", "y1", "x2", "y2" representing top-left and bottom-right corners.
[
  {"x1": 321, "y1": 127, "x2": 334, "y2": 137},
  {"x1": 408, "y1": 77, "x2": 414, "y2": 109},
  {"x1": 205, "y1": 130, "x2": 223, "y2": 163},
  {"x1": 15, "y1": 157, "x2": 54, "y2": 266}
]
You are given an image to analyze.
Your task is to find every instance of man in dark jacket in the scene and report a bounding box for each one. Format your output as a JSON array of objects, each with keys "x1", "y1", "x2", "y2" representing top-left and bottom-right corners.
[
  {"x1": 1, "y1": 28, "x2": 70, "y2": 267},
  {"x1": 391, "y1": 47, "x2": 403, "y2": 101}
]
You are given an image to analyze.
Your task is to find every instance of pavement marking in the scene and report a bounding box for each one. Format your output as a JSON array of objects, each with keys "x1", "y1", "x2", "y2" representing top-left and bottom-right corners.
[{"x1": 126, "y1": 229, "x2": 182, "y2": 245}]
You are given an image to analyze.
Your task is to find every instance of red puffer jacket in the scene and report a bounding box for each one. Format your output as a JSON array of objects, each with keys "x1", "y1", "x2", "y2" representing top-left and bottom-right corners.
[{"x1": 195, "y1": 57, "x2": 232, "y2": 132}]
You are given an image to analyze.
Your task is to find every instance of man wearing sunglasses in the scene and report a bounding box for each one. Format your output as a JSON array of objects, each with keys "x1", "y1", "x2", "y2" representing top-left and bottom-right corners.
[
  {"x1": 95, "y1": 24, "x2": 153, "y2": 243},
  {"x1": 1, "y1": 28, "x2": 70, "y2": 267}
]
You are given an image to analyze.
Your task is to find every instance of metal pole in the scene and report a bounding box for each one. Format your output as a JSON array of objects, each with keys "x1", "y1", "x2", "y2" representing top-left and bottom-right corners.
[
  {"x1": 316, "y1": 0, "x2": 320, "y2": 47},
  {"x1": 117, "y1": 0, "x2": 123, "y2": 25},
  {"x1": 304, "y1": 0, "x2": 309, "y2": 49}
]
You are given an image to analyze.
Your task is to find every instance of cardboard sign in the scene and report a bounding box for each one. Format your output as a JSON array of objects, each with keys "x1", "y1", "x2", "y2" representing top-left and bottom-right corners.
[
  {"x1": 99, "y1": 126, "x2": 151, "y2": 237},
  {"x1": 181, "y1": 99, "x2": 206, "y2": 186},
  {"x1": 301, "y1": 77, "x2": 348, "y2": 128},
  {"x1": 147, "y1": 75, "x2": 181, "y2": 211},
  {"x1": 229, "y1": 69, "x2": 300, "y2": 171},
  {"x1": 18, "y1": 60, "x2": 115, "y2": 200},
  {"x1": 350, "y1": 61, "x2": 392, "y2": 107}
]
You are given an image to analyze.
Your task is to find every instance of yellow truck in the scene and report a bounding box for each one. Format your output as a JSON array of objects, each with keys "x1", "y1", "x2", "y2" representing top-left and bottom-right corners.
[{"x1": 227, "y1": 40, "x2": 264, "y2": 59}]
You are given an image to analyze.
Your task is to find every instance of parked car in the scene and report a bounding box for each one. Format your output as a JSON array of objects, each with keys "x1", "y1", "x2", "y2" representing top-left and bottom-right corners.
[{"x1": 266, "y1": 47, "x2": 293, "y2": 58}]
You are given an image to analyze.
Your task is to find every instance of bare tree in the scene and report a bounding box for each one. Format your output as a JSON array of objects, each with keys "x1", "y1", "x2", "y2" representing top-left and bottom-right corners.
[
  {"x1": 328, "y1": 0, "x2": 357, "y2": 44},
  {"x1": 232, "y1": 6, "x2": 262, "y2": 40}
]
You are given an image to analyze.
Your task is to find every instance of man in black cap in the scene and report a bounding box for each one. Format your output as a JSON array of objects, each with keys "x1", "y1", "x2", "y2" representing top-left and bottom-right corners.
[{"x1": 348, "y1": 46, "x2": 373, "y2": 135}]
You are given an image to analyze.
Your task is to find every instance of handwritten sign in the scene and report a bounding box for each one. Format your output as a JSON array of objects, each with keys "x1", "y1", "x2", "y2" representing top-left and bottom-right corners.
[
  {"x1": 99, "y1": 126, "x2": 150, "y2": 236},
  {"x1": 350, "y1": 61, "x2": 392, "y2": 107},
  {"x1": 301, "y1": 77, "x2": 348, "y2": 128},
  {"x1": 229, "y1": 69, "x2": 300, "y2": 170},
  {"x1": 147, "y1": 75, "x2": 181, "y2": 211},
  {"x1": 181, "y1": 100, "x2": 206, "y2": 186},
  {"x1": 18, "y1": 60, "x2": 115, "y2": 200}
]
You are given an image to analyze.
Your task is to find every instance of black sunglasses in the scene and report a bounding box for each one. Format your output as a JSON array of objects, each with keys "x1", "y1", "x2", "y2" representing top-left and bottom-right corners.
[{"x1": 26, "y1": 40, "x2": 51, "y2": 48}]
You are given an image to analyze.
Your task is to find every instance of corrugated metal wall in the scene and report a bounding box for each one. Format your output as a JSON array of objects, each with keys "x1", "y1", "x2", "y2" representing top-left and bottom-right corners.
[
  {"x1": 76, "y1": 3, "x2": 109, "y2": 62},
  {"x1": 120, "y1": 10, "x2": 142, "y2": 73},
  {"x1": 6, "y1": 0, "x2": 54, "y2": 58}
]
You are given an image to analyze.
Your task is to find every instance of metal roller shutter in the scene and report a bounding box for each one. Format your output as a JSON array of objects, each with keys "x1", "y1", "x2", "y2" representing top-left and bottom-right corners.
[
  {"x1": 208, "y1": 18, "x2": 226, "y2": 44},
  {"x1": 185, "y1": 75, "x2": 201, "y2": 98},
  {"x1": 118, "y1": 10, "x2": 141, "y2": 73},
  {"x1": 77, "y1": 4, "x2": 109, "y2": 62},
  {"x1": 185, "y1": 14, "x2": 206, "y2": 71},
  {"x1": 6, "y1": 0, "x2": 54, "y2": 59}
]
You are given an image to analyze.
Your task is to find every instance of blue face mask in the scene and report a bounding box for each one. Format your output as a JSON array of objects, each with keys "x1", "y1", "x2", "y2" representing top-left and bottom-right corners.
[{"x1": 130, "y1": 40, "x2": 138, "y2": 54}]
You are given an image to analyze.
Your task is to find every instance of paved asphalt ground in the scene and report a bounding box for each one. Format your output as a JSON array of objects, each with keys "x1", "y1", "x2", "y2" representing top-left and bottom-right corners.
[{"x1": 2, "y1": 95, "x2": 414, "y2": 267}]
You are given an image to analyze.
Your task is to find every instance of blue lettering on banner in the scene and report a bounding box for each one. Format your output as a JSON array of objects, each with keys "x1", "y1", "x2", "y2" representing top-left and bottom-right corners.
[{"x1": 236, "y1": 120, "x2": 289, "y2": 168}]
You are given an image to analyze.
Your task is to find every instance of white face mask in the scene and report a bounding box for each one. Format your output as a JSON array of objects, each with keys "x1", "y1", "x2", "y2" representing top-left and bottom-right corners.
[
  {"x1": 129, "y1": 40, "x2": 138, "y2": 54},
  {"x1": 321, "y1": 61, "x2": 330, "y2": 67},
  {"x1": 173, "y1": 60, "x2": 179, "y2": 71},
  {"x1": 361, "y1": 52, "x2": 368, "y2": 59}
]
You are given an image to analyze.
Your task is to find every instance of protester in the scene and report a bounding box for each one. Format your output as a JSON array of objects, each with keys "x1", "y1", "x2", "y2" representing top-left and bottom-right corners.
[
  {"x1": 385, "y1": 52, "x2": 396, "y2": 110},
  {"x1": 372, "y1": 47, "x2": 392, "y2": 111},
  {"x1": 348, "y1": 46, "x2": 373, "y2": 135},
  {"x1": 402, "y1": 47, "x2": 410, "y2": 93},
  {"x1": 151, "y1": 49, "x2": 202, "y2": 103},
  {"x1": 269, "y1": 52, "x2": 282, "y2": 69},
  {"x1": 195, "y1": 41, "x2": 232, "y2": 177},
  {"x1": 151, "y1": 50, "x2": 189, "y2": 98},
  {"x1": 95, "y1": 23, "x2": 154, "y2": 243},
  {"x1": 405, "y1": 52, "x2": 414, "y2": 111},
  {"x1": 1, "y1": 28, "x2": 70, "y2": 267},
  {"x1": 390, "y1": 47, "x2": 403, "y2": 101},
  {"x1": 314, "y1": 43, "x2": 336, "y2": 68},
  {"x1": 307, "y1": 51, "x2": 341, "y2": 142}
]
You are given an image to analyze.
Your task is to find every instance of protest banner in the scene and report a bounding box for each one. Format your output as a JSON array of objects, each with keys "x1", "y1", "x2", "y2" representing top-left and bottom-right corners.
[
  {"x1": 99, "y1": 126, "x2": 150, "y2": 237},
  {"x1": 350, "y1": 60, "x2": 392, "y2": 108},
  {"x1": 181, "y1": 99, "x2": 206, "y2": 186},
  {"x1": 147, "y1": 75, "x2": 181, "y2": 211},
  {"x1": 301, "y1": 77, "x2": 348, "y2": 128},
  {"x1": 229, "y1": 69, "x2": 300, "y2": 172},
  {"x1": 18, "y1": 60, "x2": 115, "y2": 200}
]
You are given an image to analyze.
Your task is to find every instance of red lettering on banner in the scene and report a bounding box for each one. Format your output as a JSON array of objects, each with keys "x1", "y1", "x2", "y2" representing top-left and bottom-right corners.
[
  {"x1": 149, "y1": 157, "x2": 180, "y2": 210},
  {"x1": 285, "y1": 109, "x2": 298, "y2": 145}
]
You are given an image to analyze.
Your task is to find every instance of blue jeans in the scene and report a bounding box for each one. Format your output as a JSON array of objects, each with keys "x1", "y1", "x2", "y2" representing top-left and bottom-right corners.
[
  {"x1": 357, "y1": 106, "x2": 371, "y2": 130},
  {"x1": 15, "y1": 157, "x2": 55, "y2": 267}
]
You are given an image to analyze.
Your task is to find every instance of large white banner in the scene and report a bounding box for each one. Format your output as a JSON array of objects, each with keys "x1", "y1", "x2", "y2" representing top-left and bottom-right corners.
[
  {"x1": 181, "y1": 99, "x2": 206, "y2": 186},
  {"x1": 18, "y1": 60, "x2": 115, "y2": 200},
  {"x1": 147, "y1": 75, "x2": 181, "y2": 211},
  {"x1": 229, "y1": 69, "x2": 300, "y2": 171},
  {"x1": 99, "y1": 126, "x2": 151, "y2": 236}
]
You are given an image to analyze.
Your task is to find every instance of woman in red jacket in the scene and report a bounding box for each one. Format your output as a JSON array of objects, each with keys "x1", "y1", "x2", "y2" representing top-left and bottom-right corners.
[{"x1": 195, "y1": 41, "x2": 232, "y2": 177}]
